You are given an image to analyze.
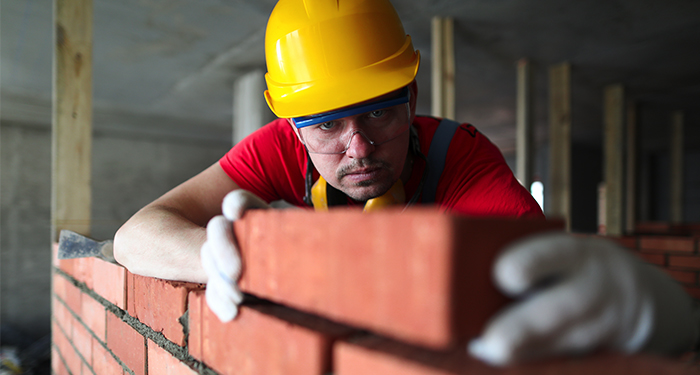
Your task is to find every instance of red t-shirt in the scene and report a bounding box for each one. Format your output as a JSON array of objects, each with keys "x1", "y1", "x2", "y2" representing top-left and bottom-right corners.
[{"x1": 219, "y1": 116, "x2": 543, "y2": 218}]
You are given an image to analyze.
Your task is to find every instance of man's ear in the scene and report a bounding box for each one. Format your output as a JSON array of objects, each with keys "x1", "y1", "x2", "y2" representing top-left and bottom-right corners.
[{"x1": 287, "y1": 118, "x2": 303, "y2": 141}]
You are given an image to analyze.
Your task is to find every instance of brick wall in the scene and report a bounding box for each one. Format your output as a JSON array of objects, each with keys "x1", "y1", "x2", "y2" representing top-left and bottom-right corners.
[{"x1": 51, "y1": 209, "x2": 697, "y2": 374}]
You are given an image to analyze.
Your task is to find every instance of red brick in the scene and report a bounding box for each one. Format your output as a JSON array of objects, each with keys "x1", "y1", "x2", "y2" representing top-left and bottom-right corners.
[
  {"x1": 82, "y1": 294, "x2": 107, "y2": 341},
  {"x1": 669, "y1": 256, "x2": 700, "y2": 270},
  {"x1": 53, "y1": 294, "x2": 73, "y2": 336},
  {"x1": 665, "y1": 269, "x2": 697, "y2": 285},
  {"x1": 93, "y1": 258, "x2": 127, "y2": 309},
  {"x1": 640, "y1": 236, "x2": 695, "y2": 253},
  {"x1": 52, "y1": 346, "x2": 69, "y2": 375},
  {"x1": 635, "y1": 252, "x2": 666, "y2": 266},
  {"x1": 59, "y1": 257, "x2": 94, "y2": 289},
  {"x1": 63, "y1": 276, "x2": 83, "y2": 315},
  {"x1": 195, "y1": 301, "x2": 351, "y2": 375},
  {"x1": 93, "y1": 337, "x2": 124, "y2": 375},
  {"x1": 128, "y1": 274, "x2": 202, "y2": 346},
  {"x1": 187, "y1": 290, "x2": 204, "y2": 361},
  {"x1": 636, "y1": 222, "x2": 673, "y2": 234},
  {"x1": 107, "y1": 312, "x2": 146, "y2": 375},
  {"x1": 73, "y1": 320, "x2": 93, "y2": 365},
  {"x1": 235, "y1": 209, "x2": 562, "y2": 349},
  {"x1": 335, "y1": 335, "x2": 698, "y2": 375},
  {"x1": 53, "y1": 321, "x2": 81, "y2": 375},
  {"x1": 147, "y1": 340, "x2": 198, "y2": 375}
]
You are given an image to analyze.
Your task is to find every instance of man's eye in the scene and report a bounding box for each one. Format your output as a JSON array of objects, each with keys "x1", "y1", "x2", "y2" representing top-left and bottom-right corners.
[
  {"x1": 368, "y1": 109, "x2": 386, "y2": 118},
  {"x1": 318, "y1": 121, "x2": 336, "y2": 130}
]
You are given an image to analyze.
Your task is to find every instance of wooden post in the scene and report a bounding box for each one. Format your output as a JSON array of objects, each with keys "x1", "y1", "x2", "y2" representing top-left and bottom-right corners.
[
  {"x1": 52, "y1": 0, "x2": 93, "y2": 241},
  {"x1": 670, "y1": 111, "x2": 684, "y2": 223},
  {"x1": 431, "y1": 17, "x2": 455, "y2": 119},
  {"x1": 548, "y1": 62, "x2": 571, "y2": 231},
  {"x1": 603, "y1": 84, "x2": 625, "y2": 236},
  {"x1": 233, "y1": 69, "x2": 272, "y2": 145},
  {"x1": 516, "y1": 58, "x2": 534, "y2": 188},
  {"x1": 625, "y1": 102, "x2": 637, "y2": 234}
]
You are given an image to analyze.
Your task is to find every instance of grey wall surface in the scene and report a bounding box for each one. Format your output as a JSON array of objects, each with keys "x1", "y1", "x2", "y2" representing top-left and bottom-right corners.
[{"x1": 0, "y1": 118, "x2": 231, "y2": 342}]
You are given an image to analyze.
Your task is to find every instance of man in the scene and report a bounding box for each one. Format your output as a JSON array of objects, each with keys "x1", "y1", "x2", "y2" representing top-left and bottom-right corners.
[{"x1": 114, "y1": 0, "x2": 698, "y2": 366}]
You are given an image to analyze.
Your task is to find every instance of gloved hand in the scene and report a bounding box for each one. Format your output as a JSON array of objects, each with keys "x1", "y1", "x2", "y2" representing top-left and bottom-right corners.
[
  {"x1": 468, "y1": 233, "x2": 699, "y2": 366},
  {"x1": 200, "y1": 190, "x2": 269, "y2": 322}
]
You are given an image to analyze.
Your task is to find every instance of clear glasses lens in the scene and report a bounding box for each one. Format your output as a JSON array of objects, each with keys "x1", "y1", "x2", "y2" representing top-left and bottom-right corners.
[{"x1": 299, "y1": 103, "x2": 410, "y2": 154}]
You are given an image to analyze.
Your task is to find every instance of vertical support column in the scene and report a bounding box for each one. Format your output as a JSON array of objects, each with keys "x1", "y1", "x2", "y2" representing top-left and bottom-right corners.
[
  {"x1": 548, "y1": 62, "x2": 571, "y2": 230},
  {"x1": 233, "y1": 69, "x2": 273, "y2": 145},
  {"x1": 670, "y1": 111, "x2": 684, "y2": 223},
  {"x1": 431, "y1": 17, "x2": 455, "y2": 119},
  {"x1": 625, "y1": 102, "x2": 637, "y2": 234},
  {"x1": 516, "y1": 58, "x2": 534, "y2": 188},
  {"x1": 603, "y1": 84, "x2": 625, "y2": 236},
  {"x1": 52, "y1": 0, "x2": 93, "y2": 241}
]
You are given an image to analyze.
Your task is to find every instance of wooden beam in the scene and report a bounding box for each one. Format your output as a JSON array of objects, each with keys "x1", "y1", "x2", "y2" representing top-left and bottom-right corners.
[
  {"x1": 548, "y1": 62, "x2": 571, "y2": 230},
  {"x1": 52, "y1": 0, "x2": 93, "y2": 241},
  {"x1": 603, "y1": 84, "x2": 625, "y2": 236},
  {"x1": 625, "y1": 101, "x2": 637, "y2": 234},
  {"x1": 516, "y1": 58, "x2": 534, "y2": 188},
  {"x1": 670, "y1": 110, "x2": 684, "y2": 223},
  {"x1": 431, "y1": 17, "x2": 455, "y2": 119}
]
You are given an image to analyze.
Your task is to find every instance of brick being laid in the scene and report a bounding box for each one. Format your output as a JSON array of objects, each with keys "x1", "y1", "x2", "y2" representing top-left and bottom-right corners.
[
  {"x1": 334, "y1": 335, "x2": 698, "y2": 375},
  {"x1": 233, "y1": 208, "x2": 563, "y2": 349}
]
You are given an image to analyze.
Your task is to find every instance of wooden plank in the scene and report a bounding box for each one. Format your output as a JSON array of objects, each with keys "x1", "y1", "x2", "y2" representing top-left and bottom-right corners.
[
  {"x1": 603, "y1": 84, "x2": 625, "y2": 236},
  {"x1": 516, "y1": 58, "x2": 534, "y2": 188},
  {"x1": 431, "y1": 17, "x2": 455, "y2": 119},
  {"x1": 52, "y1": 0, "x2": 93, "y2": 241},
  {"x1": 670, "y1": 110, "x2": 684, "y2": 223},
  {"x1": 625, "y1": 101, "x2": 637, "y2": 234},
  {"x1": 548, "y1": 62, "x2": 571, "y2": 230}
]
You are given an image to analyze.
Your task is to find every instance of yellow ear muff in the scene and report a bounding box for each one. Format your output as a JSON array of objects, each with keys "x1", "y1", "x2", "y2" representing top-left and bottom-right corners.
[{"x1": 310, "y1": 176, "x2": 405, "y2": 212}]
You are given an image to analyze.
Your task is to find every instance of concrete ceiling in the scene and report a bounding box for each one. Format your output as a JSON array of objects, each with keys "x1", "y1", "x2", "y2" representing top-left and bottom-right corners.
[{"x1": 2, "y1": 0, "x2": 699, "y2": 153}]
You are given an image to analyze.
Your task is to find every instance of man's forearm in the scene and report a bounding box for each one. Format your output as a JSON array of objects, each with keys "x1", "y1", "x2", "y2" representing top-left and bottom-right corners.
[{"x1": 114, "y1": 204, "x2": 209, "y2": 283}]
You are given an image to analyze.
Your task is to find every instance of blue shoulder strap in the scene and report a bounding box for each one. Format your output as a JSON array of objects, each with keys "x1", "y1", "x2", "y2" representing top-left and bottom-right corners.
[{"x1": 422, "y1": 118, "x2": 461, "y2": 204}]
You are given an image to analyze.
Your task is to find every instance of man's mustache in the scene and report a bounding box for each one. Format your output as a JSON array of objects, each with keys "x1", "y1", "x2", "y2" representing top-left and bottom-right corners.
[{"x1": 336, "y1": 158, "x2": 391, "y2": 179}]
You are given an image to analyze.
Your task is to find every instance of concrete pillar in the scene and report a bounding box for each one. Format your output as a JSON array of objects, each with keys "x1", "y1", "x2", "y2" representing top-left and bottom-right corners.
[
  {"x1": 233, "y1": 69, "x2": 273, "y2": 145},
  {"x1": 52, "y1": 0, "x2": 93, "y2": 241},
  {"x1": 603, "y1": 84, "x2": 625, "y2": 236},
  {"x1": 516, "y1": 58, "x2": 534, "y2": 188},
  {"x1": 625, "y1": 102, "x2": 638, "y2": 234},
  {"x1": 431, "y1": 17, "x2": 455, "y2": 119},
  {"x1": 548, "y1": 62, "x2": 571, "y2": 230},
  {"x1": 670, "y1": 111, "x2": 684, "y2": 223}
]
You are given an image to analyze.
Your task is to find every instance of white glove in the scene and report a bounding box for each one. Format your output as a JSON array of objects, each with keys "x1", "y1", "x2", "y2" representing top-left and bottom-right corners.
[
  {"x1": 468, "y1": 233, "x2": 699, "y2": 366},
  {"x1": 200, "y1": 190, "x2": 269, "y2": 322}
]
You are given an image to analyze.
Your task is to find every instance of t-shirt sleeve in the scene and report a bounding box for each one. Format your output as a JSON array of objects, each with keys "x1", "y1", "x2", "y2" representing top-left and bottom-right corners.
[
  {"x1": 218, "y1": 119, "x2": 308, "y2": 206},
  {"x1": 436, "y1": 124, "x2": 544, "y2": 218}
]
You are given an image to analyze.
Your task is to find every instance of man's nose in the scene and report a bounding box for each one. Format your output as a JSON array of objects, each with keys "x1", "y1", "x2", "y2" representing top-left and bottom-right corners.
[{"x1": 344, "y1": 130, "x2": 375, "y2": 158}]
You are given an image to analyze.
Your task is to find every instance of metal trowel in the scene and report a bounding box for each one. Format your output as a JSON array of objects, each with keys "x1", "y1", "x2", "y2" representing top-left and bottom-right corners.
[{"x1": 57, "y1": 230, "x2": 118, "y2": 264}]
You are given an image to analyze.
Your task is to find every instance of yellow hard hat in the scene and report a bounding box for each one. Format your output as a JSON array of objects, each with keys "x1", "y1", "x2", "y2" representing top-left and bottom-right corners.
[{"x1": 264, "y1": 0, "x2": 420, "y2": 118}]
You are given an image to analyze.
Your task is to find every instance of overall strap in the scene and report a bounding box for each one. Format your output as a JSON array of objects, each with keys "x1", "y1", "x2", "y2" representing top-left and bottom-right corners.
[{"x1": 422, "y1": 118, "x2": 461, "y2": 204}]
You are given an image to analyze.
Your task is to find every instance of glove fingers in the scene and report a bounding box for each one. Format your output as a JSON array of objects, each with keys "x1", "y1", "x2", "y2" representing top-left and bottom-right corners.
[
  {"x1": 469, "y1": 264, "x2": 608, "y2": 366},
  {"x1": 205, "y1": 216, "x2": 242, "y2": 281},
  {"x1": 494, "y1": 233, "x2": 586, "y2": 296},
  {"x1": 222, "y1": 190, "x2": 270, "y2": 221},
  {"x1": 205, "y1": 281, "x2": 241, "y2": 322}
]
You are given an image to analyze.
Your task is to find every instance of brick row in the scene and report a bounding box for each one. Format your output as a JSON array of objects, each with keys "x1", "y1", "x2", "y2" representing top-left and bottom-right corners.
[
  {"x1": 106, "y1": 312, "x2": 147, "y2": 375},
  {"x1": 234, "y1": 208, "x2": 562, "y2": 349},
  {"x1": 127, "y1": 272, "x2": 203, "y2": 346},
  {"x1": 188, "y1": 289, "x2": 352, "y2": 375},
  {"x1": 669, "y1": 256, "x2": 700, "y2": 270},
  {"x1": 640, "y1": 236, "x2": 696, "y2": 253},
  {"x1": 334, "y1": 335, "x2": 698, "y2": 375},
  {"x1": 148, "y1": 340, "x2": 198, "y2": 375}
]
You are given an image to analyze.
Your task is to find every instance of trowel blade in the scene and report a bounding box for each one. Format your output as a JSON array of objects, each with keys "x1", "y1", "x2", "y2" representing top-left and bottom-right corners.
[{"x1": 57, "y1": 230, "x2": 112, "y2": 260}]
